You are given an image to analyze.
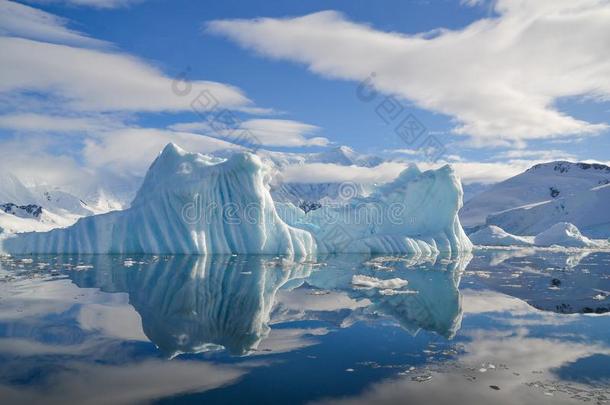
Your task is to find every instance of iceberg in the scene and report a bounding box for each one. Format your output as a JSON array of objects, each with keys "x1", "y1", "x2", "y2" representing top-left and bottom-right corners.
[
  {"x1": 1, "y1": 144, "x2": 471, "y2": 255},
  {"x1": 533, "y1": 222, "x2": 601, "y2": 248}
]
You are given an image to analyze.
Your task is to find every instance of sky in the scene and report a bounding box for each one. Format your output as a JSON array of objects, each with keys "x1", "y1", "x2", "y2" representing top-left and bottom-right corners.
[{"x1": 1, "y1": 0, "x2": 609, "y2": 188}]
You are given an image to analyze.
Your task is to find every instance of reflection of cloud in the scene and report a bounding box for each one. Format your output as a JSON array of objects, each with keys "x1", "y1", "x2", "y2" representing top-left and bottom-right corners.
[
  {"x1": 275, "y1": 290, "x2": 369, "y2": 313},
  {"x1": 0, "y1": 360, "x2": 246, "y2": 405},
  {"x1": 78, "y1": 304, "x2": 148, "y2": 342},
  {"x1": 254, "y1": 327, "x2": 330, "y2": 355},
  {"x1": 312, "y1": 295, "x2": 610, "y2": 405},
  {"x1": 462, "y1": 289, "x2": 535, "y2": 315}
]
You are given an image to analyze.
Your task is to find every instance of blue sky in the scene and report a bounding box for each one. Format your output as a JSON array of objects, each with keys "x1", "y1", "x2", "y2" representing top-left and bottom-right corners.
[{"x1": 0, "y1": 0, "x2": 609, "y2": 187}]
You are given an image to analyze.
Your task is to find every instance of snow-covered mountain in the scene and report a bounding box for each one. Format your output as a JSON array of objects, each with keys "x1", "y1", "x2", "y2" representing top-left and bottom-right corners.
[
  {"x1": 0, "y1": 171, "x2": 137, "y2": 234},
  {"x1": 1, "y1": 143, "x2": 472, "y2": 255},
  {"x1": 460, "y1": 161, "x2": 610, "y2": 237}
]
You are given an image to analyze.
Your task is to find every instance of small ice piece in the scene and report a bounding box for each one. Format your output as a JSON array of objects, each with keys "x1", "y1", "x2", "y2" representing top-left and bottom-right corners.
[
  {"x1": 345, "y1": 368, "x2": 355, "y2": 372},
  {"x1": 351, "y1": 275, "x2": 408, "y2": 290},
  {"x1": 593, "y1": 293, "x2": 606, "y2": 301},
  {"x1": 378, "y1": 288, "x2": 418, "y2": 296}
]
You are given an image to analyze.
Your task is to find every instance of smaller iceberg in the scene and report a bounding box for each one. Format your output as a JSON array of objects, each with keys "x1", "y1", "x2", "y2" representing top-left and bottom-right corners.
[{"x1": 534, "y1": 222, "x2": 601, "y2": 248}]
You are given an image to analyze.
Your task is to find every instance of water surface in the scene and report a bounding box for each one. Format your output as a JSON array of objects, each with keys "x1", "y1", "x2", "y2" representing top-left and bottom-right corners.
[{"x1": 0, "y1": 250, "x2": 609, "y2": 404}]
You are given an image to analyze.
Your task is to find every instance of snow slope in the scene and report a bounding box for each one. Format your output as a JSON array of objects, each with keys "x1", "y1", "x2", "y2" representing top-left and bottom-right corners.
[
  {"x1": 460, "y1": 162, "x2": 610, "y2": 231},
  {"x1": 469, "y1": 225, "x2": 533, "y2": 246},
  {"x1": 1, "y1": 144, "x2": 472, "y2": 255},
  {"x1": 488, "y1": 183, "x2": 610, "y2": 238}
]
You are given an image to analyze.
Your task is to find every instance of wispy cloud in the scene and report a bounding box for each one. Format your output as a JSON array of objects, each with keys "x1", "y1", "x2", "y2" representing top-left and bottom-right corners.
[
  {"x1": 170, "y1": 119, "x2": 329, "y2": 147},
  {"x1": 208, "y1": 1, "x2": 610, "y2": 146},
  {"x1": 0, "y1": 37, "x2": 252, "y2": 112},
  {"x1": 280, "y1": 162, "x2": 407, "y2": 184},
  {"x1": 0, "y1": 113, "x2": 119, "y2": 132},
  {"x1": 0, "y1": 0, "x2": 107, "y2": 46}
]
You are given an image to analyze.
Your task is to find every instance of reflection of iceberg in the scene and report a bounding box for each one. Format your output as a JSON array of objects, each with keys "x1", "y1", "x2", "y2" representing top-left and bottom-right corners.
[
  {"x1": 68, "y1": 253, "x2": 470, "y2": 357},
  {"x1": 69, "y1": 255, "x2": 313, "y2": 357},
  {"x1": 302, "y1": 254, "x2": 471, "y2": 338}
]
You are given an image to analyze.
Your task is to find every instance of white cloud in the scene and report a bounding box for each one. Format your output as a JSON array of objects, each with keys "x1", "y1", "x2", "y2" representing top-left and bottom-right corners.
[
  {"x1": 0, "y1": 113, "x2": 117, "y2": 132},
  {"x1": 208, "y1": 2, "x2": 610, "y2": 146},
  {"x1": 0, "y1": 135, "x2": 89, "y2": 186},
  {"x1": 0, "y1": 0, "x2": 106, "y2": 46},
  {"x1": 280, "y1": 161, "x2": 407, "y2": 184},
  {"x1": 82, "y1": 127, "x2": 240, "y2": 175},
  {"x1": 492, "y1": 149, "x2": 577, "y2": 161},
  {"x1": 170, "y1": 118, "x2": 329, "y2": 147},
  {"x1": 0, "y1": 37, "x2": 251, "y2": 113}
]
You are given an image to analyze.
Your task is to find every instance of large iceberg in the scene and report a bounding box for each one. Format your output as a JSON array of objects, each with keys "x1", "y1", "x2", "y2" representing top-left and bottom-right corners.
[{"x1": 1, "y1": 144, "x2": 471, "y2": 255}]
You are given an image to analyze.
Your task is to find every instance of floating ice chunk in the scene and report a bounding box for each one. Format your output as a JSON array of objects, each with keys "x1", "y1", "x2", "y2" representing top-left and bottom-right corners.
[{"x1": 351, "y1": 275, "x2": 408, "y2": 290}]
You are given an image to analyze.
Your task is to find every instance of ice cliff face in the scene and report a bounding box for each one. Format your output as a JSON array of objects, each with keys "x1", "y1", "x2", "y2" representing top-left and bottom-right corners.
[{"x1": 1, "y1": 143, "x2": 471, "y2": 255}]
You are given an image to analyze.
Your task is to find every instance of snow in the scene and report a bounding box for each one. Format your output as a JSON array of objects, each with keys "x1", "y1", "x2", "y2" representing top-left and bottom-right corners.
[
  {"x1": 533, "y1": 222, "x2": 601, "y2": 248},
  {"x1": 469, "y1": 225, "x2": 533, "y2": 247},
  {"x1": 1, "y1": 143, "x2": 472, "y2": 256}
]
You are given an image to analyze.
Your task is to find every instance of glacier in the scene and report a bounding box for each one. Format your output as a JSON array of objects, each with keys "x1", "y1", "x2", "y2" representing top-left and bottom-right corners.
[{"x1": 1, "y1": 143, "x2": 472, "y2": 255}]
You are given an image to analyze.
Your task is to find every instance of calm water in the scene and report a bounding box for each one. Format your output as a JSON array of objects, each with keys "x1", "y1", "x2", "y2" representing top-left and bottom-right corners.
[{"x1": 0, "y1": 250, "x2": 609, "y2": 405}]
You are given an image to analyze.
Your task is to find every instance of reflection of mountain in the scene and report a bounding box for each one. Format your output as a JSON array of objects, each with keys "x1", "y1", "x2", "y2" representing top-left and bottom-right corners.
[{"x1": 68, "y1": 254, "x2": 470, "y2": 357}]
